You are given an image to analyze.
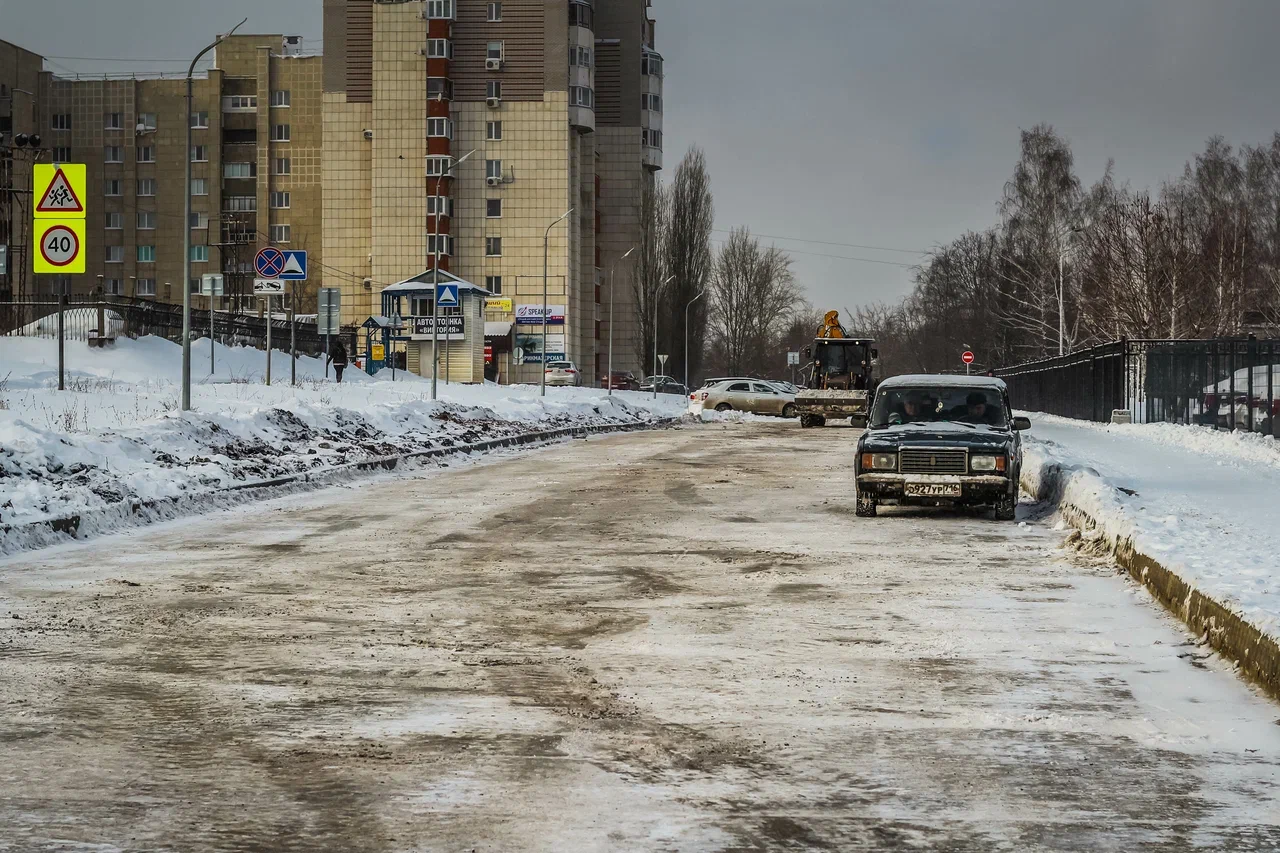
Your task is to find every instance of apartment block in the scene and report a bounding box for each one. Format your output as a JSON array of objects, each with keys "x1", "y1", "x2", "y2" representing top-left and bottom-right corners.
[
  {"x1": 323, "y1": 0, "x2": 663, "y2": 384},
  {"x1": 0, "y1": 36, "x2": 323, "y2": 310},
  {"x1": 0, "y1": 38, "x2": 51, "y2": 301}
]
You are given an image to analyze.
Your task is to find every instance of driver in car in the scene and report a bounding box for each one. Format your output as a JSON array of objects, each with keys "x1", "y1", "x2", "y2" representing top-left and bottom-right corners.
[
  {"x1": 958, "y1": 392, "x2": 998, "y2": 425},
  {"x1": 894, "y1": 392, "x2": 931, "y2": 423}
]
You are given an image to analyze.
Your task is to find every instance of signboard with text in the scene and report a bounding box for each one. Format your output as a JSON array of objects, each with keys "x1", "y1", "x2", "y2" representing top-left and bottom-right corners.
[
  {"x1": 411, "y1": 316, "x2": 465, "y2": 341},
  {"x1": 515, "y1": 304, "x2": 566, "y2": 326},
  {"x1": 485, "y1": 297, "x2": 513, "y2": 312},
  {"x1": 516, "y1": 332, "x2": 566, "y2": 364}
]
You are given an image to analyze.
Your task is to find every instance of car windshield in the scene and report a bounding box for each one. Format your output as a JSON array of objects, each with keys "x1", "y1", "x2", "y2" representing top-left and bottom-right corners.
[
  {"x1": 547, "y1": 362, "x2": 572, "y2": 369},
  {"x1": 870, "y1": 385, "x2": 1008, "y2": 428},
  {"x1": 815, "y1": 341, "x2": 866, "y2": 376}
]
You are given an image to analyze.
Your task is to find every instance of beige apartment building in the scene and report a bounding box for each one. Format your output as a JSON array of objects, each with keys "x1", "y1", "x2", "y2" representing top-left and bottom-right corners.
[
  {"x1": 1, "y1": 36, "x2": 323, "y2": 310},
  {"x1": 322, "y1": 0, "x2": 663, "y2": 384}
]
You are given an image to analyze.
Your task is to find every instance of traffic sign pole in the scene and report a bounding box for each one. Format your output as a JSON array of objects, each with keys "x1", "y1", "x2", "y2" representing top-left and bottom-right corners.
[{"x1": 265, "y1": 297, "x2": 272, "y2": 387}]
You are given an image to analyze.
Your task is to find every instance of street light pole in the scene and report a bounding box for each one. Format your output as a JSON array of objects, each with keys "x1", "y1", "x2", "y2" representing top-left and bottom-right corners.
[
  {"x1": 541, "y1": 207, "x2": 573, "y2": 398},
  {"x1": 607, "y1": 247, "x2": 635, "y2": 396},
  {"x1": 431, "y1": 147, "x2": 476, "y2": 402},
  {"x1": 653, "y1": 273, "x2": 675, "y2": 400},
  {"x1": 684, "y1": 288, "x2": 705, "y2": 394},
  {"x1": 183, "y1": 17, "x2": 245, "y2": 412}
]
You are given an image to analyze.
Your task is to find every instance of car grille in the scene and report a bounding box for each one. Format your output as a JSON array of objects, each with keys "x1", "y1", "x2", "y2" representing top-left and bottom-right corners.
[{"x1": 899, "y1": 449, "x2": 967, "y2": 474}]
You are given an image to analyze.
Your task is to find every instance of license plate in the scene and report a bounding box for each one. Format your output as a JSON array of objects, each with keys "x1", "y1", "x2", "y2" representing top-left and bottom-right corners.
[{"x1": 905, "y1": 482, "x2": 962, "y2": 498}]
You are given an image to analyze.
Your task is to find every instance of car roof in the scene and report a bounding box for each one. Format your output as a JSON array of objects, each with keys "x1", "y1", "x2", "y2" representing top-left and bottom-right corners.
[{"x1": 878, "y1": 374, "x2": 1007, "y2": 390}]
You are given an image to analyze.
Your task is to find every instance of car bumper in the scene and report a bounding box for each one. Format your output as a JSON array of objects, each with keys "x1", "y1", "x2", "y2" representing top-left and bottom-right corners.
[
  {"x1": 856, "y1": 473, "x2": 1014, "y2": 505},
  {"x1": 545, "y1": 377, "x2": 578, "y2": 386}
]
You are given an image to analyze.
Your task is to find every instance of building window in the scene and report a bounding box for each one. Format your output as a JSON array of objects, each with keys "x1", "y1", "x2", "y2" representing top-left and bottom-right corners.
[
  {"x1": 224, "y1": 162, "x2": 255, "y2": 179},
  {"x1": 136, "y1": 178, "x2": 156, "y2": 197},
  {"x1": 190, "y1": 212, "x2": 209, "y2": 229},
  {"x1": 570, "y1": 86, "x2": 593, "y2": 108},
  {"x1": 486, "y1": 159, "x2": 503, "y2": 180},
  {"x1": 427, "y1": 117, "x2": 452, "y2": 138},
  {"x1": 137, "y1": 146, "x2": 155, "y2": 163},
  {"x1": 270, "y1": 192, "x2": 291, "y2": 209},
  {"x1": 105, "y1": 112, "x2": 122, "y2": 130},
  {"x1": 104, "y1": 145, "x2": 123, "y2": 163},
  {"x1": 487, "y1": 2, "x2": 502, "y2": 22},
  {"x1": 428, "y1": 78, "x2": 454, "y2": 101},
  {"x1": 189, "y1": 278, "x2": 203, "y2": 295},
  {"x1": 53, "y1": 146, "x2": 72, "y2": 162},
  {"x1": 426, "y1": 156, "x2": 454, "y2": 177},
  {"x1": 190, "y1": 179, "x2": 208, "y2": 196},
  {"x1": 137, "y1": 246, "x2": 156, "y2": 263},
  {"x1": 271, "y1": 124, "x2": 291, "y2": 142},
  {"x1": 51, "y1": 114, "x2": 71, "y2": 131},
  {"x1": 223, "y1": 95, "x2": 257, "y2": 111},
  {"x1": 487, "y1": 41, "x2": 505, "y2": 61},
  {"x1": 486, "y1": 80, "x2": 502, "y2": 100},
  {"x1": 104, "y1": 278, "x2": 123, "y2": 295},
  {"x1": 105, "y1": 212, "x2": 122, "y2": 230},
  {"x1": 190, "y1": 245, "x2": 208, "y2": 263},
  {"x1": 427, "y1": 234, "x2": 454, "y2": 256},
  {"x1": 105, "y1": 179, "x2": 122, "y2": 196},
  {"x1": 190, "y1": 111, "x2": 209, "y2": 128},
  {"x1": 486, "y1": 120, "x2": 502, "y2": 141},
  {"x1": 570, "y1": 46, "x2": 592, "y2": 67},
  {"x1": 427, "y1": 39, "x2": 452, "y2": 59},
  {"x1": 225, "y1": 196, "x2": 256, "y2": 211},
  {"x1": 486, "y1": 275, "x2": 502, "y2": 294},
  {"x1": 486, "y1": 198, "x2": 502, "y2": 218},
  {"x1": 426, "y1": 0, "x2": 454, "y2": 19},
  {"x1": 569, "y1": 1, "x2": 593, "y2": 29},
  {"x1": 138, "y1": 113, "x2": 157, "y2": 130},
  {"x1": 643, "y1": 93, "x2": 662, "y2": 112},
  {"x1": 136, "y1": 278, "x2": 156, "y2": 297},
  {"x1": 137, "y1": 211, "x2": 156, "y2": 230},
  {"x1": 643, "y1": 54, "x2": 664, "y2": 77},
  {"x1": 270, "y1": 224, "x2": 291, "y2": 243},
  {"x1": 190, "y1": 145, "x2": 208, "y2": 162},
  {"x1": 427, "y1": 195, "x2": 453, "y2": 218},
  {"x1": 485, "y1": 236, "x2": 502, "y2": 257},
  {"x1": 274, "y1": 157, "x2": 291, "y2": 176},
  {"x1": 105, "y1": 246, "x2": 124, "y2": 263},
  {"x1": 271, "y1": 90, "x2": 291, "y2": 107}
]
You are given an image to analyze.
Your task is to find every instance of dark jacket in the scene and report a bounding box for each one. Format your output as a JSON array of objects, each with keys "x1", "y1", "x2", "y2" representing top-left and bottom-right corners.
[{"x1": 330, "y1": 342, "x2": 348, "y2": 367}]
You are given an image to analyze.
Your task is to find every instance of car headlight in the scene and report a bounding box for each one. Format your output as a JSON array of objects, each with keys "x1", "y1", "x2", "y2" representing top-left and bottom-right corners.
[
  {"x1": 860, "y1": 452, "x2": 897, "y2": 471},
  {"x1": 970, "y1": 455, "x2": 1006, "y2": 473}
]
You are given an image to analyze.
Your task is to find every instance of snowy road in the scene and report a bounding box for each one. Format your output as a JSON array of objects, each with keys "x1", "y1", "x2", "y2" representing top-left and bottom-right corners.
[{"x1": 2, "y1": 423, "x2": 1278, "y2": 851}]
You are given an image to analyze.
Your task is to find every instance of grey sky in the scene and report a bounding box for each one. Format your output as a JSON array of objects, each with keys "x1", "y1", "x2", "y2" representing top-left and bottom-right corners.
[{"x1": 5, "y1": 0, "x2": 1280, "y2": 313}]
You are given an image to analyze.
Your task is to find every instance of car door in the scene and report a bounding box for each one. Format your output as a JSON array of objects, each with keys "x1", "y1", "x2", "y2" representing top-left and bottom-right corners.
[
  {"x1": 723, "y1": 381, "x2": 752, "y2": 409},
  {"x1": 751, "y1": 382, "x2": 782, "y2": 414}
]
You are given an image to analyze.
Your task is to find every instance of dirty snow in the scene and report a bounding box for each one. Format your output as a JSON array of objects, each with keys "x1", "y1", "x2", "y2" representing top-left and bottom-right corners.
[{"x1": 1023, "y1": 414, "x2": 1280, "y2": 635}]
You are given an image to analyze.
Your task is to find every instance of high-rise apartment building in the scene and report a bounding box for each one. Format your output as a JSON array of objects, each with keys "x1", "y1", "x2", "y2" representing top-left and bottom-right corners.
[
  {"x1": 0, "y1": 36, "x2": 323, "y2": 309},
  {"x1": 0, "y1": 39, "x2": 50, "y2": 301},
  {"x1": 322, "y1": 0, "x2": 663, "y2": 383}
]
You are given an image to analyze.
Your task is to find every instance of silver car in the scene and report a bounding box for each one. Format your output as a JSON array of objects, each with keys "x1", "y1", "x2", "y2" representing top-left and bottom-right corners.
[{"x1": 699, "y1": 380, "x2": 797, "y2": 417}]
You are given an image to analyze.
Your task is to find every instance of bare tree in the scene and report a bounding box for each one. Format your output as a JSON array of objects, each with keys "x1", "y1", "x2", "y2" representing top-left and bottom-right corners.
[
  {"x1": 662, "y1": 147, "x2": 715, "y2": 382},
  {"x1": 632, "y1": 177, "x2": 669, "y2": 370},
  {"x1": 707, "y1": 228, "x2": 800, "y2": 377}
]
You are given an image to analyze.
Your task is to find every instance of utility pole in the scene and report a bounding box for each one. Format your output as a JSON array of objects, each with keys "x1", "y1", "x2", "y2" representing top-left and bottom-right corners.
[
  {"x1": 606, "y1": 247, "x2": 635, "y2": 395},
  {"x1": 540, "y1": 208, "x2": 573, "y2": 398}
]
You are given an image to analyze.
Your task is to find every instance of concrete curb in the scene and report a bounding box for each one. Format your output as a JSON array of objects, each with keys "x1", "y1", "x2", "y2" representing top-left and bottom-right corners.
[
  {"x1": 2, "y1": 418, "x2": 675, "y2": 556},
  {"x1": 1024, "y1": 462, "x2": 1280, "y2": 703}
]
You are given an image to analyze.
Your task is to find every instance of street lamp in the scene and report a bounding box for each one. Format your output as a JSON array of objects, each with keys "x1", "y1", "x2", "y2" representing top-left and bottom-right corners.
[
  {"x1": 540, "y1": 208, "x2": 574, "y2": 398},
  {"x1": 684, "y1": 288, "x2": 706, "y2": 394},
  {"x1": 606, "y1": 247, "x2": 636, "y2": 396},
  {"x1": 430, "y1": 147, "x2": 477, "y2": 401},
  {"x1": 653, "y1": 273, "x2": 676, "y2": 400},
  {"x1": 183, "y1": 17, "x2": 245, "y2": 412}
]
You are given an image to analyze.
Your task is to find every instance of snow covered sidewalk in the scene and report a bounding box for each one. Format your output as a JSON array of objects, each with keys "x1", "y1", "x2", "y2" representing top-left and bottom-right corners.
[
  {"x1": 1022, "y1": 415, "x2": 1280, "y2": 688},
  {"x1": 0, "y1": 335, "x2": 685, "y2": 552}
]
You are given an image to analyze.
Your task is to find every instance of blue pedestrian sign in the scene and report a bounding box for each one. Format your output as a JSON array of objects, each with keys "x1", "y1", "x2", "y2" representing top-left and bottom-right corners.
[
  {"x1": 436, "y1": 283, "x2": 459, "y2": 308},
  {"x1": 256, "y1": 248, "x2": 308, "y2": 281}
]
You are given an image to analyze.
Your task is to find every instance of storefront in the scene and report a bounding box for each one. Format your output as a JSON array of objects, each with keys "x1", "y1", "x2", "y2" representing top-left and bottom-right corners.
[{"x1": 375, "y1": 271, "x2": 489, "y2": 384}]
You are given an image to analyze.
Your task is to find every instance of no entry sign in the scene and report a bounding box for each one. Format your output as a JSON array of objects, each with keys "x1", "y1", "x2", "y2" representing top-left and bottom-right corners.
[{"x1": 962, "y1": 351, "x2": 975, "y2": 365}]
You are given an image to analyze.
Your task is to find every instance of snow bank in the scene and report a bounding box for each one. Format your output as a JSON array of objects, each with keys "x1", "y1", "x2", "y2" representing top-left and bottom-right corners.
[
  {"x1": 1022, "y1": 416, "x2": 1280, "y2": 636},
  {"x1": 0, "y1": 335, "x2": 684, "y2": 551}
]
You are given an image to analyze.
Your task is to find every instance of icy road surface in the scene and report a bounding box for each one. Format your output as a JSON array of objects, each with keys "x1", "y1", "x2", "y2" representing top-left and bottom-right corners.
[{"x1": 1, "y1": 423, "x2": 1278, "y2": 851}]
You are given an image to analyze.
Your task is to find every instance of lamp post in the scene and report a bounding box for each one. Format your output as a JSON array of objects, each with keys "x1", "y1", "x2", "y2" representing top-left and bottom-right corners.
[
  {"x1": 183, "y1": 17, "x2": 245, "y2": 412},
  {"x1": 684, "y1": 288, "x2": 705, "y2": 394},
  {"x1": 540, "y1": 207, "x2": 574, "y2": 398},
  {"x1": 430, "y1": 147, "x2": 476, "y2": 401},
  {"x1": 653, "y1": 273, "x2": 676, "y2": 400},
  {"x1": 606, "y1": 246, "x2": 635, "y2": 395}
]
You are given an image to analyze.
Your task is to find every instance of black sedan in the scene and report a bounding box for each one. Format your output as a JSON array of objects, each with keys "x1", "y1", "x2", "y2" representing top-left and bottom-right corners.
[{"x1": 854, "y1": 375, "x2": 1030, "y2": 520}]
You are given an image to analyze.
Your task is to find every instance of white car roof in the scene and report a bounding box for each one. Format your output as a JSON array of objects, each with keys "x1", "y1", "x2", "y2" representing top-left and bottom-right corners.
[{"x1": 878, "y1": 374, "x2": 1007, "y2": 391}]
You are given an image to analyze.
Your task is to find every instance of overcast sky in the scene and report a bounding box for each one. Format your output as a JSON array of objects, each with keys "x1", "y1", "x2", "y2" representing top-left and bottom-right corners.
[{"x1": 5, "y1": 0, "x2": 1280, "y2": 312}]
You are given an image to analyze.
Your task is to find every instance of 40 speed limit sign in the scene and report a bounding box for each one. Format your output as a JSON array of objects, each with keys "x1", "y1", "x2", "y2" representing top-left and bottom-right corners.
[{"x1": 34, "y1": 219, "x2": 86, "y2": 274}]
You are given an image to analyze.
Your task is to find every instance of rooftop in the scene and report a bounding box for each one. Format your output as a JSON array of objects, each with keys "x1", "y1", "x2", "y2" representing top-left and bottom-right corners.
[{"x1": 878, "y1": 374, "x2": 1007, "y2": 390}]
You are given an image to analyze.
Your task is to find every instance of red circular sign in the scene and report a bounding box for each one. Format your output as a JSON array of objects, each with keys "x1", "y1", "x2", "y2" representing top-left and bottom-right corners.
[
  {"x1": 40, "y1": 225, "x2": 80, "y2": 268},
  {"x1": 962, "y1": 351, "x2": 975, "y2": 364}
]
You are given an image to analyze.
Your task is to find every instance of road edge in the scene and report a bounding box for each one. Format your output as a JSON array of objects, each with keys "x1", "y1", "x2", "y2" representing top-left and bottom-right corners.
[{"x1": 1023, "y1": 460, "x2": 1280, "y2": 703}]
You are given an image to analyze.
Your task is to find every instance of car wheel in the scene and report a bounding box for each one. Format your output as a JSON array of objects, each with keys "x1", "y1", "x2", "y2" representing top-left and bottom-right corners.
[
  {"x1": 715, "y1": 403, "x2": 732, "y2": 412},
  {"x1": 994, "y1": 487, "x2": 1018, "y2": 521},
  {"x1": 850, "y1": 415, "x2": 867, "y2": 429},
  {"x1": 855, "y1": 492, "x2": 877, "y2": 517},
  {"x1": 782, "y1": 403, "x2": 797, "y2": 419}
]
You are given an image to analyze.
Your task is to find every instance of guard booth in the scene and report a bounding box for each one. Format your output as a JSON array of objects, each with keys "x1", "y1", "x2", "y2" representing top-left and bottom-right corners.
[
  {"x1": 380, "y1": 271, "x2": 489, "y2": 383},
  {"x1": 361, "y1": 315, "x2": 403, "y2": 375}
]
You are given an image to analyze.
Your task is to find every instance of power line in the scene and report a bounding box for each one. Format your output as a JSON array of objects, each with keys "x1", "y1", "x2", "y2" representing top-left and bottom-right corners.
[
  {"x1": 709, "y1": 237, "x2": 917, "y2": 268},
  {"x1": 46, "y1": 55, "x2": 199, "y2": 63},
  {"x1": 712, "y1": 228, "x2": 929, "y2": 256}
]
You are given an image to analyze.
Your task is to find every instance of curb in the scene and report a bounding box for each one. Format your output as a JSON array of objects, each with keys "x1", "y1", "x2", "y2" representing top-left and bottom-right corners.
[
  {"x1": 2, "y1": 418, "x2": 674, "y2": 556},
  {"x1": 1024, "y1": 461, "x2": 1280, "y2": 703}
]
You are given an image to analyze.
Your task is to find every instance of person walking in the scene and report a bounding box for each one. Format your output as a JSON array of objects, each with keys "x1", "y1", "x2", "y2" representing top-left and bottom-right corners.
[{"x1": 330, "y1": 340, "x2": 348, "y2": 384}]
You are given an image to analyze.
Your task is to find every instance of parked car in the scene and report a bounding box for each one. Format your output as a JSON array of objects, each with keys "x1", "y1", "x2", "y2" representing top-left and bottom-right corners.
[
  {"x1": 854, "y1": 375, "x2": 1029, "y2": 520},
  {"x1": 601, "y1": 370, "x2": 640, "y2": 391},
  {"x1": 544, "y1": 361, "x2": 582, "y2": 387},
  {"x1": 698, "y1": 379, "x2": 797, "y2": 417},
  {"x1": 641, "y1": 375, "x2": 687, "y2": 396}
]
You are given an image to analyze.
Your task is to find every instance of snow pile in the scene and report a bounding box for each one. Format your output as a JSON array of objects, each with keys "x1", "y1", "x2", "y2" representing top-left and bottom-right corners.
[
  {"x1": 1022, "y1": 415, "x2": 1280, "y2": 634},
  {"x1": 0, "y1": 335, "x2": 684, "y2": 545}
]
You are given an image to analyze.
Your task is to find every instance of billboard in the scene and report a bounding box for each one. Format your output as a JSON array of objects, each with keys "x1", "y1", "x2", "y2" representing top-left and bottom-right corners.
[
  {"x1": 515, "y1": 304, "x2": 566, "y2": 326},
  {"x1": 411, "y1": 316, "x2": 465, "y2": 341}
]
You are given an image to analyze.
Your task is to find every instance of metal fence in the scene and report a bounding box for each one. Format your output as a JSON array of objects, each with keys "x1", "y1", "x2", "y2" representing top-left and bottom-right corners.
[
  {"x1": 0, "y1": 296, "x2": 349, "y2": 358},
  {"x1": 996, "y1": 338, "x2": 1280, "y2": 435}
]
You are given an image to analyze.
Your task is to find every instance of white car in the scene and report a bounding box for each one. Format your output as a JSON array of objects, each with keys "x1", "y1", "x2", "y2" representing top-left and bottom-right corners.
[{"x1": 544, "y1": 361, "x2": 582, "y2": 387}]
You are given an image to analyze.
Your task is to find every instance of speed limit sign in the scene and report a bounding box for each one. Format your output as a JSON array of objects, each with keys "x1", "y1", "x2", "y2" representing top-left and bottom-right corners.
[{"x1": 34, "y1": 219, "x2": 86, "y2": 274}]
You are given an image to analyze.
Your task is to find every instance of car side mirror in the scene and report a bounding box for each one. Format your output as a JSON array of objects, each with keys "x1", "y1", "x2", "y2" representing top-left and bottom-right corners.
[{"x1": 1013, "y1": 416, "x2": 1032, "y2": 431}]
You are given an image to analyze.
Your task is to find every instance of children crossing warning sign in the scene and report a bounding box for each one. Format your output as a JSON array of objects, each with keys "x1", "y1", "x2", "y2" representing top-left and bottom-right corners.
[{"x1": 34, "y1": 164, "x2": 87, "y2": 218}]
